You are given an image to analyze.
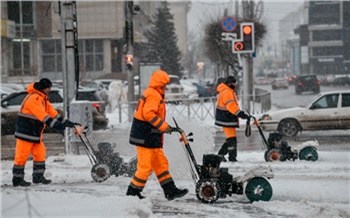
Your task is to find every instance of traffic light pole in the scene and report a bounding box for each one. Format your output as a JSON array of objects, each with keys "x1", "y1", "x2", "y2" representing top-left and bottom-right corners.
[
  {"x1": 125, "y1": 1, "x2": 135, "y2": 122},
  {"x1": 242, "y1": 54, "x2": 250, "y2": 113}
]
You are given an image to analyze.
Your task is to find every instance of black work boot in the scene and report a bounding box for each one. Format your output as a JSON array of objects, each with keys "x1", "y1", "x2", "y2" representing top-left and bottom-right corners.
[
  {"x1": 218, "y1": 142, "x2": 228, "y2": 162},
  {"x1": 32, "y1": 161, "x2": 52, "y2": 185},
  {"x1": 227, "y1": 137, "x2": 238, "y2": 162},
  {"x1": 126, "y1": 186, "x2": 145, "y2": 199},
  {"x1": 12, "y1": 165, "x2": 31, "y2": 187},
  {"x1": 162, "y1": 181, "x2": 189, "y2": 201}
]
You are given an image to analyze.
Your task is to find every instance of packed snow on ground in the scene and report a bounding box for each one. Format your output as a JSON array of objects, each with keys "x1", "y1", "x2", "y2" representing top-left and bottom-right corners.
[{"x1": 1, "y1": 110, "x2": 349, "y2": 218}]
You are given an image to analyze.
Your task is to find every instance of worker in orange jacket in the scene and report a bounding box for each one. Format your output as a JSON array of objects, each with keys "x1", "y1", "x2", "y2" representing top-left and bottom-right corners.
[
  {"x1": 12, "y1": 78, "x2": 78, "y2": 187},
  {"x1": 215, "y1": 76, "x2": 249, "y2": 162},
  {"x1": 127, "y1": 70, "x2": 188, "y2": 200}
]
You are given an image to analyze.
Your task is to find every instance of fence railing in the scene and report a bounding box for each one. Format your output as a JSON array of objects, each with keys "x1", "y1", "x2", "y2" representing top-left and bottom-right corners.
[{"x1": 115, "y1": 90, "x2": 271, "y2": 124}]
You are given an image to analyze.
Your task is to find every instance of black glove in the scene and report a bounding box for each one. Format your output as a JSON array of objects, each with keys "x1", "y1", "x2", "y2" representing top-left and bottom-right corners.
[
  {"x1": 53, "y1": 121, "x2": 66, "y2": 130},
  {"x1": 64, "y1": 120, "x2": 81, "y2": 128},
  {"x1": 237, "y1": 111, "x2": 249, "y2": 119},
  {"x1": 164, "y1": 126, "x2": 173, "y2": 134}
]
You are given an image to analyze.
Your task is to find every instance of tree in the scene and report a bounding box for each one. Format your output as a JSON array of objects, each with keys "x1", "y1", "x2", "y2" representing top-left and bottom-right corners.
[
  {"x1": 144, "y1": 1, "x2": 182, "y2": 77},
  {"x1": 203, "y1": 1, "x2": 267, "y2": 79}
]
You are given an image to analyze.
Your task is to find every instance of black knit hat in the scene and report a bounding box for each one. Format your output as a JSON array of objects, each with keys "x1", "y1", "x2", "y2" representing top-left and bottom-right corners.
[
  {"x1": 34, "y1": 78, "x2": 52, "y2": 90},
  {"x1": 225, "y1": 76, "x2": 236, "y2": 84}
]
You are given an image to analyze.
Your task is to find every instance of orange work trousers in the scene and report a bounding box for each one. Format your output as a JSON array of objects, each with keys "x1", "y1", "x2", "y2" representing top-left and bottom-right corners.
[
  {"x1": 131, "y1": 146, "x2": 172, "y2": 189},
  {"x1": 14, "y1": 138, "x2": 46, "y2": 166},
  {"x1": 222, "y1": 126, "x2": 237, "y2": 138}
]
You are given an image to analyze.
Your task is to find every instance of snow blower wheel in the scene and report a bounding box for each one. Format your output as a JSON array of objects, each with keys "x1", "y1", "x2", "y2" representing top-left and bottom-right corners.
[
  {"x1": 264, "y1": 149, "x2": 282, "y2": 162},
  {"x1": 299, "y1": 147, "x2": 318, "y2": 161},
  {"x1": 196, "y1": 179, "x2": 221, "y2": 204},
  {"x1": 245, "y1": 177, "x2": 273, "y2": 202},
  {"x1": 91, "y1": 163, "x2": 110, "y2": 182}
]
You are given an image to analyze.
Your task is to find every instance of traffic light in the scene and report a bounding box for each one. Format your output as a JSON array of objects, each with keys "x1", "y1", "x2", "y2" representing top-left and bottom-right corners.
[
  {"x1": 126, "y1": 54, "x2": 133, "y2": 69},
  {"x1": 233, "y1": 23, "x2": 255, "y2": 53}
]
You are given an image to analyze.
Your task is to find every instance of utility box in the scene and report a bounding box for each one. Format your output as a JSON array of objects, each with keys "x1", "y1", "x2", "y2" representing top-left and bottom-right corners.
[{"x1": 68, "y1": 101, "x2": 93, "y2": 154}]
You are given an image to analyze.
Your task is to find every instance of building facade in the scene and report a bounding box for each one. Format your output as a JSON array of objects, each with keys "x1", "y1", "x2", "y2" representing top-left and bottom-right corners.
[
  {"x1": 1, "y1": 1, "x2": 190, "y2": 83},
  {"x1": 280, "y1": 1, "x2": 350, "y2": 76}
]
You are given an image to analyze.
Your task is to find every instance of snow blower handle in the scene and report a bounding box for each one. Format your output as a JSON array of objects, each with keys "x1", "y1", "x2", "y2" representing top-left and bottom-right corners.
[
  {"x1": 245, "y1": 115, "x2": 252, "y2": 137},
  {"x1": 74, "y1": 125, "x2": 88, "y2": 136}
]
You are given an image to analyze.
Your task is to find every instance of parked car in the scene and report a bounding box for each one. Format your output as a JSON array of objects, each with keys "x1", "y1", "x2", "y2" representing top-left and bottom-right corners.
[
  {"x1": 254, "y1": 76, "x2": 268, "y2": 85},
  {"x1": 80, "y1": 80, "x2": 109, "y2": 102},
  {"x1": 332, "y1": 76, "x2": 350, "y2": 86},
  {"x1": 1, "y1": 88, "x2": 108, "y2": 136},
  {"x1": 179, "y1": 80, "x2": 199, "y2": 100},
  {"x1": 259, "y1": 90, "x2": 350, "y2": 137},
  {"x1": 94, "y1": 79, "x2": 122, "y2": 91},
  {"x1": 271, "y1": 78, "x2": 288, "y2": 90},
  {"x1": 181, "y1": 79, "x2": 214, "y2": 98},
  {"x1": 295, "y1": 75, "x2": 320, "y2": 94}
]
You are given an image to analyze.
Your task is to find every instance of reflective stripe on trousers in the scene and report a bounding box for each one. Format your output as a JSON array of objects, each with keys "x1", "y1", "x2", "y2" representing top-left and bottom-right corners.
[{"x1": 129, "y1": 146, "x2": 173, "y2": 191}]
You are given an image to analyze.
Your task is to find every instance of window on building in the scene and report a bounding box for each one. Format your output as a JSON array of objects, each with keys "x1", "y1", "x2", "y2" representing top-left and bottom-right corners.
[
  {"x1": 7, "y1": 1, "x2": 33, "y2": 26},
  {"x1": 312, "y1": 47, "x2": 343, "y2": 56},
  {"x1": 309, "y1": 2, "x2": 340, "y2": 25},
  {"x1": 41, "y1": 40, "x2": 62, "y2": 73},
  {"x1": 7, "y1": 1, "x2": 34, "y2": 76},
  {"x1": 313, "y1": 30, "x2": 342, "y2": 41},
  {"x1": 79, "y1": 39, "x2": 104, "y2": 72}
]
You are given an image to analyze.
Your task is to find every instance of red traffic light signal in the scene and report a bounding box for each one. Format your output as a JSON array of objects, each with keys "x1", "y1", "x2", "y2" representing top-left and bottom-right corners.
[
  {"x1": 126, "y1": 55, "x2": 133, "y2": 69},
  {"x1": 232, "y1": 23, "x2": 255, "y2": 53}
]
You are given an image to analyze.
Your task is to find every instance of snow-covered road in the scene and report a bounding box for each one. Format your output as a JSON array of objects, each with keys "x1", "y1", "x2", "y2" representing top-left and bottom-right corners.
[{"x1": 1, "y1": 118, "x2": 349, "y2": 217}]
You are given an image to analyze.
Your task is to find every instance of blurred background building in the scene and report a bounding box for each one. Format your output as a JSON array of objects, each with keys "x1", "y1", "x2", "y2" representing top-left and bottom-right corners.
[
  {"x1": 278, "y1": 0, "x2": 350, "y2": 76},
  {"x1": 1, "y1": 1, "x2": 190, "y2": 83}
]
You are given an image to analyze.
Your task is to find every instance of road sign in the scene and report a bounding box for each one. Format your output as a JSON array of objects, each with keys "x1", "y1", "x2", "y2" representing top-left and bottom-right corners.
[
  {"x1": 221, "y1": 32, "x2": 237, "y2": 41},
  {"x1": 221, "y1": 16, "x2": 237, "y2": 32}
]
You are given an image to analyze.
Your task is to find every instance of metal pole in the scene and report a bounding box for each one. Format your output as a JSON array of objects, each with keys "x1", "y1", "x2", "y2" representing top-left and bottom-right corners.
[
  {"x1": 60, "y1": 1, "x2": 78, "y2": 154},
  {"x1": 242, "y1": 55, "x2": 250, "y2": 112},
  {"x1": 125, "y1": 1, "x2": 135, "y2": 122},
  {"x1": 19, "y1": 1, "x2": 24, "y2": 76}
]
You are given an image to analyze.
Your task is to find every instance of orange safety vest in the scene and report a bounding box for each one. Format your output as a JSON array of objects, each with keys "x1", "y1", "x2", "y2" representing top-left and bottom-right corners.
[
  {"x1": 15, "y1": 83, "x2": 60, "y2": 143},
  {"x1": 129, "y1": 70, "x2": 170, "y2": 148},
  {"x1": 215, "y1": 83, "x2": 241, "y2": 127}
]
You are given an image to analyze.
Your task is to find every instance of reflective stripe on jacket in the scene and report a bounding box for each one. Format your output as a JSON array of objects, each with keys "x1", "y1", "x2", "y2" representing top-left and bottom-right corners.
[
  {"x1": 215, "y1": 83, "x2": 241, "y2": 127},
  {"x1": 15, "y1": 83, "x2": 60, "y2": 143},
  {"x1": 129, "y1": 70, "x2": 170, "y2": 148}
]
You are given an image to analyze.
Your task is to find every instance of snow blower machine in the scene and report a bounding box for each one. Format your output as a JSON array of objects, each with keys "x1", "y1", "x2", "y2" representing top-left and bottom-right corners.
[
  {"x1": 74, "y1": 126, "x2": 137, "y2": 182},
  {"x1": 171, "y1": 118, "x2": 274, "y2": 203},
  {"x1": 247, "y1": 116, "x2": 319, "y2": 162}
]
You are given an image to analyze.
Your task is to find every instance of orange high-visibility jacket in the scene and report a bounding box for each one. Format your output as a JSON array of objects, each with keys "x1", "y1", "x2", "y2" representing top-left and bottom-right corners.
[
  {"x1": 215, "y1": 83, "x2": 241, "y2": 127},
  {"x1": 15, "y1": 83, "x2": 62, "y2": 143},
  {"x1": 129, "y1": 70, "x2": 170, "y2": 148}
]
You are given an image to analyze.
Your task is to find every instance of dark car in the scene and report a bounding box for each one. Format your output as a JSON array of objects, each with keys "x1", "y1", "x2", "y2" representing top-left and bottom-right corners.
[
  {"x1": 295, "y1": 75, "x2": 320, "y2": 95},
  {"x1": 1, "y1": 89, "x2": 108, "y2": 136},
  {"x1": 332, "y1": 76, "x2": 350, "y2": 86},
  {"x1": 192, "y1": 83, "x2": 215, "y2": 97}
]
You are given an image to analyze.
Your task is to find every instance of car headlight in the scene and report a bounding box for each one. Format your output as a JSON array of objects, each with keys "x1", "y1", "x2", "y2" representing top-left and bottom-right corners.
[{"x1": 261, "y1": 114, "x2": 272, "y2": 120}]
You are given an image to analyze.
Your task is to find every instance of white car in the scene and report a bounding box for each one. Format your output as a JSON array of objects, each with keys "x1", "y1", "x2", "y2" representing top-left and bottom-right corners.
[
  {"x1": 259, "y1": 90, "x2": 350, "y2": 137},
  {"x1": 165, "y1": 75, "x2": 185, "y2": 102}
]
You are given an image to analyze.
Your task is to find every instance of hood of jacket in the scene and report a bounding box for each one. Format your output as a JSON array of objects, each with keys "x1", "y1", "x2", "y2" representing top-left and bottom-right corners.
[
  {"x1": 26, "y1": 82, "x2": 46, "y2": 97},
  {"x1": 216, "y1": 82, "x2": 231, "y2": 93},
  {"x1": 149, "y1": 70, "x2": 170, "y2": 94}
]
